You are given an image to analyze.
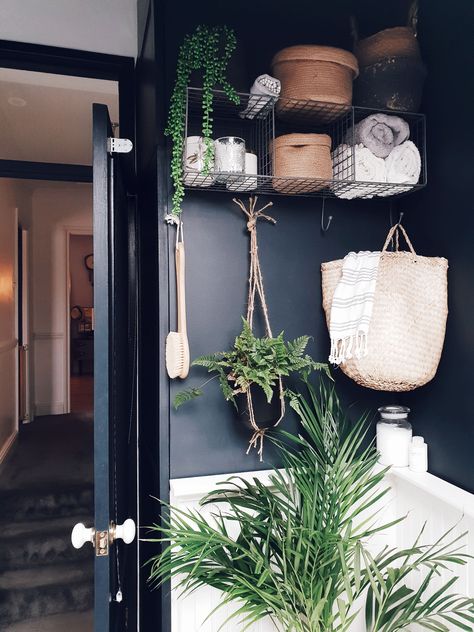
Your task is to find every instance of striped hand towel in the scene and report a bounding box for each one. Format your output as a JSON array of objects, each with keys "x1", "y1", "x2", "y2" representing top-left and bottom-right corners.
[{"x1": 329, "y1": 251, "x2": 381, "y2": 365}]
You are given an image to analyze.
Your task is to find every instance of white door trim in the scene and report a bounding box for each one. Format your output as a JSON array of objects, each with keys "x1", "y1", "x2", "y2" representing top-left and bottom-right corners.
[
  {"x1": 13, "y1": 207, "x2": 19, "y2": 435},
  {"x1": 64, "y1": 226, "x2": 93, "y2": 414}
]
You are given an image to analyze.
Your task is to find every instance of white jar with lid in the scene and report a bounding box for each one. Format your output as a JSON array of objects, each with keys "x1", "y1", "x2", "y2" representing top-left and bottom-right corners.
[{"x1": 376, "y1": 406, "x2": 412, "y2": 467}]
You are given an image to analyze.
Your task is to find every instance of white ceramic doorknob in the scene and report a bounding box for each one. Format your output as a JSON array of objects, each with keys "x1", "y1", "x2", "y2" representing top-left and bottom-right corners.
[
  {"x1": 71, "y1": 522, "x2": 95, "y2": 549},
  {"x1": 114, "y1": 518, "x2": 136, "y2": 544}
]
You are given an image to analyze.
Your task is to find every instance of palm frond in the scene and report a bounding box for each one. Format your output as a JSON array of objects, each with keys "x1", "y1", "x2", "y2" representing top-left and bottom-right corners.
[{"x1": 147, "y1": 376, "x2": 474, "y2": 632}]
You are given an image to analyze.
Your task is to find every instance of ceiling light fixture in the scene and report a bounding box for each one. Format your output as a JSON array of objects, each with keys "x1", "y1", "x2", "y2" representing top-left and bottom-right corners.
[{"x1": 7, "y1": 96, "x2": 27, "y2": 107}]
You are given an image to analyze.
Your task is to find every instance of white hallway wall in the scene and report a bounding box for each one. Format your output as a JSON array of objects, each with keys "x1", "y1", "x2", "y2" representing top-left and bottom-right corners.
[
  {"x1": 0, "y1": 0, "x2": 137, "y2": 58},
  {"x1": 0, "y1": 180, "x2": 20, "y2": 460},
  {"x1": 0, "y1": 179, "x2": 32, "y2": 460},
  {"x1": 31, "y1": 184, "x2": 92, "y2": 416}
]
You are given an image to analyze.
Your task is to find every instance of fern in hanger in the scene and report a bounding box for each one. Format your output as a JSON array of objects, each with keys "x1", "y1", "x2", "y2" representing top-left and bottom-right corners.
[{"x1": 174, "y1": 317, "x2": 330, "y2": 410}]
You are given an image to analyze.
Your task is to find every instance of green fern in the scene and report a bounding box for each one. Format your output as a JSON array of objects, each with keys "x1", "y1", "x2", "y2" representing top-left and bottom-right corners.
[
  {"x1": 173, "y1": 387, "x2": 203, "y2": 409},
  {"x1": 174, "y1": 317, "x2": 329, "y2": 411}
]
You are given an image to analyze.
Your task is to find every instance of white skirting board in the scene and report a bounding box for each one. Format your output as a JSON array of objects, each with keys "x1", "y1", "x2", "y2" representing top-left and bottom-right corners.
[{"x1": 169, "y1": 468, "x2": 474, "y2": 632}]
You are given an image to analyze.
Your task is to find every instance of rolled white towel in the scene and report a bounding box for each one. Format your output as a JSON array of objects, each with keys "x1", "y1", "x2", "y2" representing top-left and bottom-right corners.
[
  {"x1": 385, "y1": 140, "x2": 421, "y2": 185},
  {"x1": 240, "y1": 74, "x2": 281, "y2": 120},
  {"x1": 378, "y1": 140, "x2": 421, "y2": 197},
  {"x1": 332, "y1": 143, "x2": 386, "y2": 199}
]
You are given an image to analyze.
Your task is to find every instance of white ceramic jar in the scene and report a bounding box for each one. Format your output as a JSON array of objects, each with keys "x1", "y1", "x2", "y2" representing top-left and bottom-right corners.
[
  {"x1": 227, "y1": 152, "x2": 258, "y2": 191},
  {"x1": 183, "y1": 136, "x2": 215, "y2": 187}
]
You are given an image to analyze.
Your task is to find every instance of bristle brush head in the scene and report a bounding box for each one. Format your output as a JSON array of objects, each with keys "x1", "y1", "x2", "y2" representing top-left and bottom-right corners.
[{"x1": 166, "y1": 331, "x2": 184, "y2": 379}]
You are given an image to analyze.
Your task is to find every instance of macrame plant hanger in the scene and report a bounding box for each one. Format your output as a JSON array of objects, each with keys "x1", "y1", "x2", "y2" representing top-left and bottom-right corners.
[{"x1": 233, "y1": 196, "x2": 286, "y2": 461}]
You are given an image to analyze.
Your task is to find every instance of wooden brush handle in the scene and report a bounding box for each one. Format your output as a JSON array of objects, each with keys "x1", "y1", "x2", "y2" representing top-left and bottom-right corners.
[{"x1": 175, "y1": 242, "x2": 187, "y2": 335}]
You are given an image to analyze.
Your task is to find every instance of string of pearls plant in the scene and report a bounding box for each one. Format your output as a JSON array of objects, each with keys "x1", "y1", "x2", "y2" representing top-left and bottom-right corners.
[{"x1": 164, "y1": 25, "x2": 239, "y2": 224}]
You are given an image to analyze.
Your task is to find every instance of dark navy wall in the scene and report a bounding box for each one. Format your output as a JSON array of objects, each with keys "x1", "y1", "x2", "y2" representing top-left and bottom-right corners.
[
  {"x1": 143, "y1": 0, "x2": 473, "y2": 490},
  {"x1": 162, "y1": 0, "x2": 416, "y2": 479},
  {"x1": 403, "y1": 0, "x2": 474, "y2": 493}
]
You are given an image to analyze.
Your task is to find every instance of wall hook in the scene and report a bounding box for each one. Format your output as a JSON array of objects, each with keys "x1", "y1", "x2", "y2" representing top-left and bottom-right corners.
[
  {"x1": 389, "y1": 201, "x2": 405, "y2": 228},
  {"x1": 321, "y1": 198, "x2": 333, "y2": 233}
]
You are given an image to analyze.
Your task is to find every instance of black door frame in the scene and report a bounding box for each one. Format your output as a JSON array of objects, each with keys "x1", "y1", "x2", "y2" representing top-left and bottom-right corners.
[
  {"x1": 0, "y1": 39, "x2": 139, "y2": 630},
  {"x1": 0, "y1": 39, "x2": 135, "y2": 185}
]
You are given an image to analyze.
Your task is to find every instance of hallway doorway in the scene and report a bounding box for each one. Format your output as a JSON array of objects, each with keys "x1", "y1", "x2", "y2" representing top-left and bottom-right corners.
[
  {"x1": 0, "y1": 64, "x2": 119, "y2": 630},
  {"x1": 68, "y1": 232, "x2": 94, "y2": 417}
]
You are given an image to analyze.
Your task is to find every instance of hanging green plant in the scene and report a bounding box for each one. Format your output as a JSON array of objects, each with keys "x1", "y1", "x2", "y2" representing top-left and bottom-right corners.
[{"x1": 164, "y1": 25, "x2": 240, "y2": 223}]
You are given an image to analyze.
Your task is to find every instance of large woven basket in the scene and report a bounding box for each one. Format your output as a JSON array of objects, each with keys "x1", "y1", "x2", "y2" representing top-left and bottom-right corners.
[
  {"x1": 271, "y1": 45, "x2": 358, "y2": 121},
  {"x1": 273, "y1": 133, "x2": 332, "y2": 194},
  {"x1": 355, "y1": 26, "x2": 421, "y2": 67},
  {"x1": 321, "y1": 224, "x2": 448, "y2": 392}
]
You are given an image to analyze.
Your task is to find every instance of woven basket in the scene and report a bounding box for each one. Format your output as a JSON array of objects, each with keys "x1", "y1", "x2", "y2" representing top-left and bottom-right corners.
[
  {"x1": 321, "y1": 224, "x2": 448, "y2": 392},
  {"x1": 355, "y1": 27, "x2": 421, "y2": 67},
  {"x1": 273, "y1": 133, "x2": 332, "y2": 194},
  {"x1": 271, "y1": 45, "x2": 358, "y2": 120}
]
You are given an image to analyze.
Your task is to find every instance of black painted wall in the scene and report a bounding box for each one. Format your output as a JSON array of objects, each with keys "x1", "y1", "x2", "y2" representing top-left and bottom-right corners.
[
  {"x1": 159, "y1": 0, "x2": 419, "y2": 480},
  {"x1": 142, "y1": 0, "x2": 474, "y2": 499},
  {"x1": 402, "y1": 0, "x2": 474, "y2": 493},
  {"x1": 136, "y1": 1, "x2": 474, "y2": 629}
]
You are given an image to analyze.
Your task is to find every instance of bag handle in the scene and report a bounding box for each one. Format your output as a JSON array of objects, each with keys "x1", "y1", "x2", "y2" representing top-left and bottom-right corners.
[{"x1": 381, "y1": 223, "x2": 417, "y2": 255}]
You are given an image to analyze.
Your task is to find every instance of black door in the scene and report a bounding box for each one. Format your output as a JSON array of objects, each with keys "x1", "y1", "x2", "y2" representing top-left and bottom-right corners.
[{"x1": 92, "y1": 102, "x2": 138, "y2": 632}]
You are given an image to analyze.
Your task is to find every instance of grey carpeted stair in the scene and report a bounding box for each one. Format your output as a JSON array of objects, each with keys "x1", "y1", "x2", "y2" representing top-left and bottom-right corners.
[
  {"x1": 0, "y1": 412, "x2": 94, "y2": 627},
  {"x1": 0, "y1": 483, "x2": 94, "y2": 626},
  {"x1": 0, "y1": 484, "x2": 93, "y2": 524},
  {"x1": 0, "y1": 516, "x2": 92, "y2": 571},
  {"x1": 0, "y1": 561, "x2": 93, "y2": 625}
]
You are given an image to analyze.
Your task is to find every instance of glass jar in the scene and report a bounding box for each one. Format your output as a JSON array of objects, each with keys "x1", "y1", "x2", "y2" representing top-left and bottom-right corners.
[
  {"x1": 214, "y1": 136, "x2": 246, "y2": 181},
  {"x1": 376, "y1": 405, "x2": 412, "y2": 467}
]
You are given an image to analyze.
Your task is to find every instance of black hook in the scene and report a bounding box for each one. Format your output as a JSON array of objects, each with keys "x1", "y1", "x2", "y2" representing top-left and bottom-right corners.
[
  {"x1": 389, "y1": 200, "x2": 405, "y2": 228},
  {"x1": 321, "y1": 198, "x2": 333, "y2": 233}
]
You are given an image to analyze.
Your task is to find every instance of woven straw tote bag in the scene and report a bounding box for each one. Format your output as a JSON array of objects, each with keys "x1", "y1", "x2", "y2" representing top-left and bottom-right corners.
[{"x1": 321, "y1": 224, "x2": 448, "y2": 391}]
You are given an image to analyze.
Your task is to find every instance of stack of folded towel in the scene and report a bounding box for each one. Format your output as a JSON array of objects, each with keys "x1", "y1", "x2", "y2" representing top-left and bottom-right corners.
[{"x1": 332, "y1": 113, "x2": 421, "y2": 198}]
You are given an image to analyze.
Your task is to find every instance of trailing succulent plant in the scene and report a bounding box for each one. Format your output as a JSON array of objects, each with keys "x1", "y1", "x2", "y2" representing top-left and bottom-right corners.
[
  {"x1": 165, "y1": 24, "x2": 239, "y2": 222},
  {"x1": 174, "y1": 317, "x2": 329, "y2": 409}
]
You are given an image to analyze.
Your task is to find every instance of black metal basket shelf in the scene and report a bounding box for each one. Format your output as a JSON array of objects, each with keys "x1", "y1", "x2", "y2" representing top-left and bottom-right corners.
[{"x1": 183, "y1": 87, "x2": 427, "y2": 200}]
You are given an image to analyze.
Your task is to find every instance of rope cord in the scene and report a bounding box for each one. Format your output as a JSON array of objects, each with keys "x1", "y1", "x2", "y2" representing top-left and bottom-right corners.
[{"x1": 233, "y1": 197, "x2": 285, "y2": 460}]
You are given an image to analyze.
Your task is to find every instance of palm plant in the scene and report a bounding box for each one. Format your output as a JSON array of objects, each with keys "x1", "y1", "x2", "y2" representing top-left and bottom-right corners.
[{"x1": 147, "y1": 378, "x2": 474, "y2": 631}]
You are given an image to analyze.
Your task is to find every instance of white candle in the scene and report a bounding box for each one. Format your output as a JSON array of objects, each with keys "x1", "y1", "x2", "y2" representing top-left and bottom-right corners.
[{"x1": 227, "y1": 152, "x2": 258, "y2": 191}]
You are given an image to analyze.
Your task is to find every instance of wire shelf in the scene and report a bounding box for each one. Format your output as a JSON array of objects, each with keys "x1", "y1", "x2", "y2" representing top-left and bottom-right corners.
[{"x1": 183, "y1": 88, "x2": 427, "y2": 200}]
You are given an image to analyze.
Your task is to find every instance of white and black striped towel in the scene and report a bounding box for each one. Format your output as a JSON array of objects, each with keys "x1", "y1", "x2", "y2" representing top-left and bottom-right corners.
[{"x1": 329, "y1": 251, "x2": 381, "y2": 365}]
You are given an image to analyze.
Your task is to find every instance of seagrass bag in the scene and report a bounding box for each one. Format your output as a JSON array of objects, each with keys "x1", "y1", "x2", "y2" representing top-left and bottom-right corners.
[{"x1": 321, "y1": 224, "x2": 448, "y2": 391}]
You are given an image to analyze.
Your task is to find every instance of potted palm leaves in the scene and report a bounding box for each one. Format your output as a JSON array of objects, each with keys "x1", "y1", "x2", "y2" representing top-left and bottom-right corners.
[{"x1": 148, "y1": 377, "x2": 474, "y2": 631}]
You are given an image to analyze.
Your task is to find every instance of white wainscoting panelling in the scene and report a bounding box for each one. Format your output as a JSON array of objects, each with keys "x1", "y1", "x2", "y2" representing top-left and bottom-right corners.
[
  {"x1": 170, "y1": 469, "x2": 474, "y2": 632},
  {"x1": 33, "y1": 332, "x2": 65, "y2": 416}
]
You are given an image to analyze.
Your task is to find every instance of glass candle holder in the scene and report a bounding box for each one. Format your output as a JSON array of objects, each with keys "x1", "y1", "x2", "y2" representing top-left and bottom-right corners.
[
  {"x1": 376, "y1": 405, "x2": 412, "y2": 467},
  {"x1": 214, "y1": 137, "x2": 246, "y2": 181}
]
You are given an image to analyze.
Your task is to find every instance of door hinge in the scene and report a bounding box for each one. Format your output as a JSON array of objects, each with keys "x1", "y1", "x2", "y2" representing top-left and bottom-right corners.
[{"x1": 107, "y1": 137, "x2": 133, "y2": 154}]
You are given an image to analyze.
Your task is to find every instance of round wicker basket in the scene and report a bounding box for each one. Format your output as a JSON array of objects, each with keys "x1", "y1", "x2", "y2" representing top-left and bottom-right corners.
[
  {"x1": 321, "y1": 225, "x2": 448, "y2": 392},
  {"x1": 272, "y1": 133, "x2": 332, "y2": 194},
  {"x1": 272, "y1": 45, "x2": 358, "y2": 120},
  {"x1": 355, "y1": 27, "x2": 421, "y2": 67}
]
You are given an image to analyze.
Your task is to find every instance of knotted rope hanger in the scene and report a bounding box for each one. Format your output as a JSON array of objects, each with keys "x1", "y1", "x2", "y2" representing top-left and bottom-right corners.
[{"x1": 233, "y1": 196, "x2": 286, "y2": 460}]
